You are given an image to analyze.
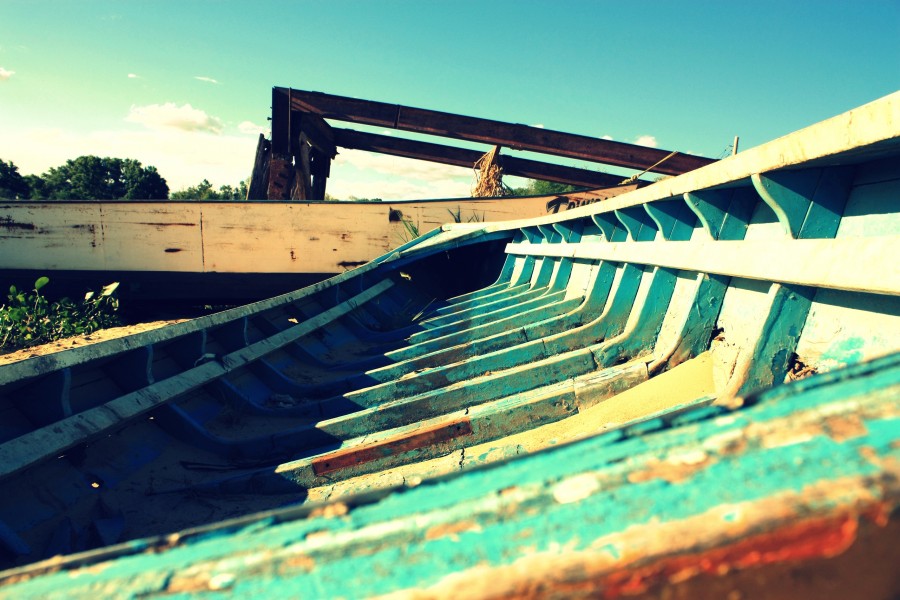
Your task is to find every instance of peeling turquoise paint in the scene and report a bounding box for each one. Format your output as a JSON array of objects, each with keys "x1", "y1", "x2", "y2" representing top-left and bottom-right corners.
[
  {"x1": 820, "y1": 336, "x2": 866, "y2": 368},
  {"x1": 6, "y1": 353, "x2": 897, "y2": 598}
]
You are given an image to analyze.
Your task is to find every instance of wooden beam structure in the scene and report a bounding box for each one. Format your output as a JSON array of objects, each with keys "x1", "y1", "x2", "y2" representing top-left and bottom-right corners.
[
  {"x1": 276, "y1": 87, "x2": 716, "y2": 176},
  {"x1": 332, "y1": 128, "x2": 633, "y2": 189},
  {"x1": 262, "y1": 87, "x2": 716, "y2": 200}
]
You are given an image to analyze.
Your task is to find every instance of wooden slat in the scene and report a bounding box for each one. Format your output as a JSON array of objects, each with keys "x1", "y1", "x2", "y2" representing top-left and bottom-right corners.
[
  {"x1": 279, "y1": 88, "x2": 715, "y2": 175},
  {"x1": 505, "y1": 237, "x2": 900, "y2": 296},
  {"x1": 0, "y1": 280, "x2": 395, "y2": 482}
]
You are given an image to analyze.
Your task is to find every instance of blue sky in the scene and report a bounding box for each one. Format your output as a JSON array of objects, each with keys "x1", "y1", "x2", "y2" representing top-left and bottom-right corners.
[{"x1": 1, "y1": 1, "x2": 897, "y2": 198}]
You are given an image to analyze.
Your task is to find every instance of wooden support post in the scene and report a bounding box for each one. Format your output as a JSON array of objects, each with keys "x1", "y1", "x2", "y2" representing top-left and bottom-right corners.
[
  {"x1": 291, "y1": 132, "x2": 312, "y2": 200},
  {"x1": 266, "y1": 156, "x2": 293, "y2": 200},
  {"x1": 289, "y1": 111, "x2": 336, "y2": 200},
  {"x1": 268, "y1": 90, "x2": 295, "y2": 200},
  {"x1": 247, "y1": 134, "x2": 271, "y2": 200},
  {"x1": 310, "y1": 148, "x2": 331, "y2": 199}
]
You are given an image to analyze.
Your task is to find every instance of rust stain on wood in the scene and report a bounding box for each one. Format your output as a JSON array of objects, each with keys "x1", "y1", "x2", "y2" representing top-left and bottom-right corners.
[
  {"x1": 312, "y1": 418, "x2": 473, "y2": 476},
  {"x1": 599, "y1": 513, "x2": 860, "y2": 598},
  {"x1": 425, "y1": 520, "x2": 480, "y2": 541}
]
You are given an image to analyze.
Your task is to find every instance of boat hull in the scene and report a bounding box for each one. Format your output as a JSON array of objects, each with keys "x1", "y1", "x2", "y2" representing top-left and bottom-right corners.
[
  {"x1": 1, "y1": 92, "x2": 899, "y2": 597},
  {"x1": 0, "y1": 190, "x2": 631, "y2": 303}
]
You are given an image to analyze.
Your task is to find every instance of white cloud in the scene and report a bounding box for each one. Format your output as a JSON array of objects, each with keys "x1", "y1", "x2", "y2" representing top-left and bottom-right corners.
[
  {"x1": 327, "y1": 173, "x2": 471, "y2": 201},
  {"x1": 238, "y1": 120, "x2": 269, "y2": 136},
  {"x1": 0, "y1": 67, "x2": 15, "y2": 81},
  {"x1": 338, "y1": 149, "x2": 471, "y2": 182},
  {"x1": 531, "y1": 123, "x2": 545, "y2": 129},
  {"x1": 328, "y1": 149, "x2": 473, "y2": 200},
  {"x1": 126, "y1": 102, "x2": 224, "y2": 135},
  {"x1": 0, "y1": 126, "x2": 256, "y2": 191},
  {"x1": 601, "y1": 135, "x2": 614, "y2": 141},
  {"x1": 0, "y1": 113, "x2": 487, "y2": 201},
  {"x1": 127, "y1": 73, "x2": 139, "y2": 79},
  {"x1": 0, "y1": 126, "x2": 475, "y2": 199},
  {"x1": 194, "y1": 76, "x2": 219, "y2": 84},
  {"x1": 633, "y1": 135, "x2": 658, "y2": 148}
]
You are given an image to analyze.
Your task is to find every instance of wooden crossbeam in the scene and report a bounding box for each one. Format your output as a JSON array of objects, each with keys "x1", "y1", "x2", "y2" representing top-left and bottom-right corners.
[
  {"x1": 333, "y1": 128, "x2": 635, "y2": 189},
  {"x1": 275, "y1": 87, "x2": 715, "y2": 176}
]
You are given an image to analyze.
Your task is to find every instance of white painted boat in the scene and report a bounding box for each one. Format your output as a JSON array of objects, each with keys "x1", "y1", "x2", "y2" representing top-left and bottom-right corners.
[{"x1": 0, "y1": 187, "x2": 634, "y2": 302}]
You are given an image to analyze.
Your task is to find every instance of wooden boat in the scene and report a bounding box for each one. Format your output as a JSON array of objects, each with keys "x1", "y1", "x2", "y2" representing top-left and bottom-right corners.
[
  {"x1": 5, "y1": 86, "x2": 704, "y2": 305},
  {"x1": 0, "y1": 92, "x2": 898, "y2": 597},
  {"x1": 0, "y1": 191, "x2": 630, "y2": 303}
]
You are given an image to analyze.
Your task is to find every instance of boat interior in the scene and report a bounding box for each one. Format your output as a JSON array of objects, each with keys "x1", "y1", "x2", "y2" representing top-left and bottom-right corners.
[{"x1": 0, "y1": 93, "x2": 898, "y2": 596}]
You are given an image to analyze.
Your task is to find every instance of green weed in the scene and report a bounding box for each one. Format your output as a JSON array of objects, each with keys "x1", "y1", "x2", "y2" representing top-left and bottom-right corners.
[{"x1": 0, "y1": 277, "x2": 122, "y2": 351}]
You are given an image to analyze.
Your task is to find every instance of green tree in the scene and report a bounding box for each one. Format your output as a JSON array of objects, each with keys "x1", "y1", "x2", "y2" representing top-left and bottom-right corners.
[
  {"x1": 509, "y1": 179, "x2": 583, "y2": 196},
  {"x1": 171, "y1": 178, "x2": 250, "y2": 200},
  {"x1": 0, "y1": 159, "x2": 31, "y2": 199},
  {"x1": 170, "y1": 179, "x2": 219, "y2": 199},
  {"x1": 41, "y1": 156, "x2": 168, "y2": 199},
  {"x1": 24, "y1": 174, "x2": 48, "y2": 199}
]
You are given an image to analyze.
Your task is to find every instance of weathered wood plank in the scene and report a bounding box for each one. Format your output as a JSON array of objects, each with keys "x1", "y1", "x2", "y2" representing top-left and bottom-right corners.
[
  {"x1": 2, "y1": 354, "x2": 895, "y2": 598},
  {"x1": 0, "y1": 280, "x2": 394, "y2": 482},
  {"x1": 0, "y1": 197, "x2": 551, "y2": 278},
  {"x1": 505, "y1": 237, "x2": 900, "y2": 296}
]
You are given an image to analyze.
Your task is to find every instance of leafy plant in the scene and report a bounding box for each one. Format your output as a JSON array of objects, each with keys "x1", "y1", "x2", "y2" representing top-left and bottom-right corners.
[
  {"x1": 0, "y1": 277, "x2": 122, "y2": 351},
  {"x1": 447, "y1": 207, "x2": 484, "y2": 224},
  {"x1": 395, "y1": 217, "x2": 422, "y2": 244}
]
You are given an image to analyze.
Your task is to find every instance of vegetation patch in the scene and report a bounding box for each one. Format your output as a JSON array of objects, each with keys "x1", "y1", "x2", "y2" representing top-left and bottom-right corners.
[{"x1": 1, "y1": 277, "x2": 122, "y2": 352}]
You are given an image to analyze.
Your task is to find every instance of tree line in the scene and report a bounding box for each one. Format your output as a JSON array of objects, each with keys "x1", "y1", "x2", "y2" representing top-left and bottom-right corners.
[
  {"x1": 0, "y1": 156, "x2": 248, "y2": 200},
  {"x1": 1, "y1": 155, "x2": 578, "y2": 201},
  {"x1": 507, "y1": 179, "x2": 581, "y2": 196}
]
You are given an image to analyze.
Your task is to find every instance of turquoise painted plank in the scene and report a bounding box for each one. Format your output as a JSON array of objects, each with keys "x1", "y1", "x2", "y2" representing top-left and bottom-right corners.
[
  {"x1": 351, "y1": 260, "x2": 660, "y2": 405},
  {"x1": 6, "y1": 354, "x2": 895, "y2": 598},
  {"x1": 427, "y1": 281, "x2": 532, "y2": 316},
  {"x1": 419, "y1": 287, "x2": 557, "y2": 328},
  {"x1": 615, "y1": 204, "x2": 659, "y2": 241},
  {"x1": 384, "y1": 294, "x2": 586, "y2": 362},
  {"x1": 167, "y1": 362, "x2": 649, "y2": 494},
  {"x1": 407, "y1": 290, "x2": 569, "y2": 343},
  {"x1": 362, "y1": 302, "x2": 589, "y2": 382},
  {"x1": 383, "y1": 255, "x2": 621, "y2": 365},
  {"x1": 592, "y1": 266, "x2": 679, "y2": 366},
  {"x1": 752, "y1": 169, "x2": 824, "y2": 238}
]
